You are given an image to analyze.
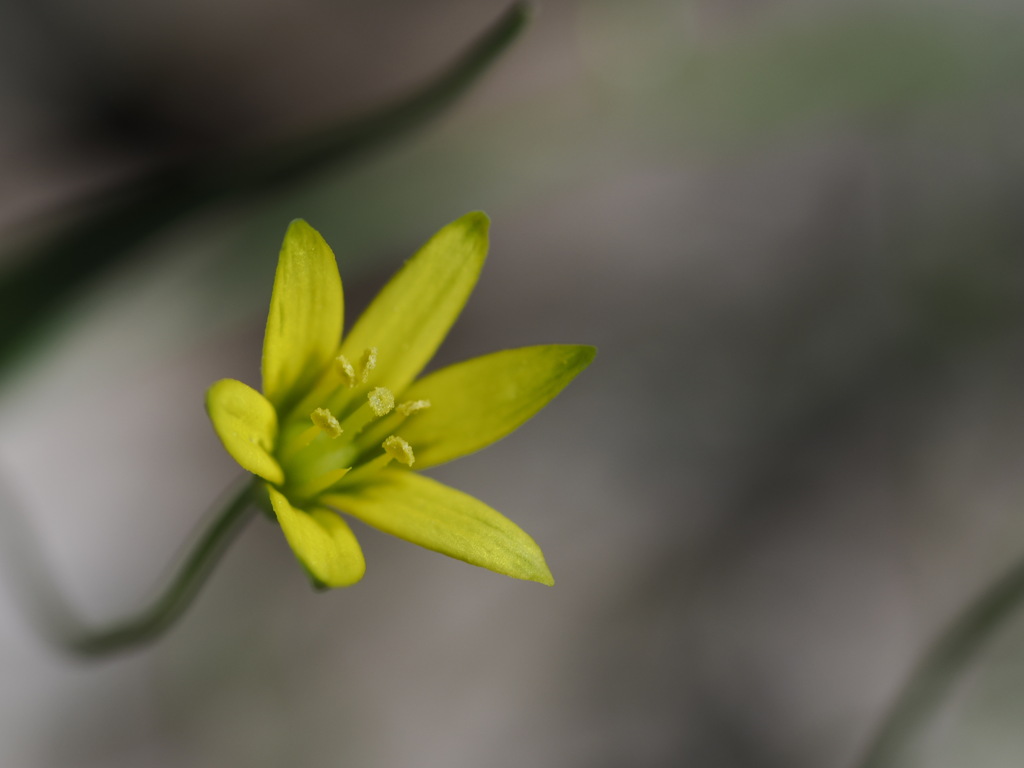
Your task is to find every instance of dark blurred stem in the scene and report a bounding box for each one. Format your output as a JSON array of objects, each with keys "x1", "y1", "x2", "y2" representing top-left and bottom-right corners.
[
  {"x1": 224, "y1": 1, "x2": 534, "y2": 189},
  {"x1": 0, "y1": 2, "x2": 532, "y2": 377},
  {"x1": 855, "y1": 556, "x2": 1024, "y2": 768},
  {"x1": 1, "y1": 478, "x2": 258, "y2": 657}
]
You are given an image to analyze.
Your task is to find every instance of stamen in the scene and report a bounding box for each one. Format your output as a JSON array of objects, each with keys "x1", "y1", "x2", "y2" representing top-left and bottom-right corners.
[
  {"x1": 336, "y1": 434, "x2": 416, "y2": 483},
  {"x1": 335, "y1": 355, "x2": 357, "y2": 387},
  {"x1": 367, "y1": 386, "x2": 395, "y2": 417},
  {"x1": 397, "y1": 399, "x2": 431, "y2": 416},
  {"x1": 383, "y1": 435, "x2": 415, "y2": 466},
  {"x1": 354, "y1": 398, "x2": 433, "y2": 451},
  {"x1": 359, "y1": 347, "x2": 378, "y2": 383},
  {"x1": 337, "y1": 386, "x2": 396, "y2": 436},
  {"x1": 310, "y1": 407, "x2": 343, "y2": 438}
]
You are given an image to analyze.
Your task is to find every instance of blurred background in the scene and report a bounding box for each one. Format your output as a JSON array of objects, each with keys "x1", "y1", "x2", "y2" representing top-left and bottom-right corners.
[{"x1": 1, "y1": 0, "x2": 1024, "y2": 766}]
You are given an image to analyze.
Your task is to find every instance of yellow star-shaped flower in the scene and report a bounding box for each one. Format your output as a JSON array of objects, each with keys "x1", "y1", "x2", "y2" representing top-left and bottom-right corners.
[{"x1": 206, "y1": 212, "x2": 594, "y2": 588}]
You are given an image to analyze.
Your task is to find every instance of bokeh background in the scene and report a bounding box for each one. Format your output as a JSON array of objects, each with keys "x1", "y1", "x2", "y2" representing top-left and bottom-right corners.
[{"x1": 1, "y1": 0, "x2": 1024, "y2": 766}]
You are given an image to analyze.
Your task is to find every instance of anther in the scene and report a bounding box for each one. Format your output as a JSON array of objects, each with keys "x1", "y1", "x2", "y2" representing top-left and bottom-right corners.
[
  {"x1": 337, "y1": 386, "x2": 396, "y2": 436},
  {"x1": 359, "y1": 347, "x2": 378, "y2": 383},
  {"x1": 367, "y1": 386, "x2": 394, "y2": 417},
  {"x1": 397, "y1": 399, "x2": 431, "y2": 416},
  {"x1": 310, "y1": 407, "x2": 343, "y2": 438},
  {"x1": 383, "y1": 435, "x2": 415, "y2": 466},
  {"x1": 335, "y1": 355, "x2": 357, "y2": 387}
]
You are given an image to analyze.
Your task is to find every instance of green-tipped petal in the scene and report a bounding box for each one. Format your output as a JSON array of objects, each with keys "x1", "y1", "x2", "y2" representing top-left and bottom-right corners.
[
  {"x1": 387, "y1": 345, "x2": 596, "y2": 470},
  {"x1": 325, "y1": 471, "x2": 554, "y2": 585},
  {"x1": 206, "y1": 379, "x2": 284, "y2": 484},
  {"x1": 268, "y1": 487, "x2": 366, "y2": 588},
  {"x1": 262, "y1": 220, "x2": 343, "y2": 411},
  {"x1": 337, "y1": 212, "x2": 488, "y2": 396}
]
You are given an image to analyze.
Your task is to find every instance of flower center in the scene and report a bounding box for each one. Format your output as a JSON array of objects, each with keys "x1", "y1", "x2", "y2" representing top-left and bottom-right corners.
[{"x1": 276, "y1": 346, "x2": 429, "y2": 503}]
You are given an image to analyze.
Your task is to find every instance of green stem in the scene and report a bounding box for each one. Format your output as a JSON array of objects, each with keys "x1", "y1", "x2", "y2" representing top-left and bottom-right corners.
[
  {"x1": 69, "y1": 481, "x2": 259, "y2": 656},
  {"x1": 0, "y1": 478, "x2": 259, "y2": 657},
  {"x1": 855, "y1": 555, "x2": 1024, "y2": 768}
]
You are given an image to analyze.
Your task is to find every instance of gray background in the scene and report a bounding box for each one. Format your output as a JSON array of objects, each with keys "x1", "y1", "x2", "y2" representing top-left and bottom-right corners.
[{"x1": 1, "y1": 1, "x2": 1023, "y2": 766}]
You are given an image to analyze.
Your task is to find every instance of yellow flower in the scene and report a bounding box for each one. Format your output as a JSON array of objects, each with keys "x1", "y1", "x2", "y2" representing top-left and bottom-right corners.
[{"x1": 206, "y1": 213, "x2": 594, "y2": 588}]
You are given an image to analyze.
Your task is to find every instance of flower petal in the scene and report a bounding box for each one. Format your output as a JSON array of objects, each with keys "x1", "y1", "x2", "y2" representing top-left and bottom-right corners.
[
  {"x1": 262, "y1": 219, "x2": 343, "y2": 411},
  {"x1": 268, "y1": 486, "x2": 366, "y2": 588},
  {"x1": 337, "y1": 211, "x2": 488, "y2": 397},
  {"x1": 325, "y1": 471, "x2": 554, "y2": 585},
  {"x1": 384, "y1": 345, "x2": 597, "y2": 470},
  {"x1": 206, "y1": 379, "x2": 284, "y2": 484}
]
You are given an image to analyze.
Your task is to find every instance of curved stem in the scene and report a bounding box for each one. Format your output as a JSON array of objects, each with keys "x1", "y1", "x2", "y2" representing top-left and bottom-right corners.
[
  {"x1": 855, "y1": 555, "x2": 1024, "y2": 768},
  {"x1": 71, "y1": 481, "x2": 259, "y2": 656},
  {"x1": 0, "y1": 477, "x2": 259, "y2": 658}
]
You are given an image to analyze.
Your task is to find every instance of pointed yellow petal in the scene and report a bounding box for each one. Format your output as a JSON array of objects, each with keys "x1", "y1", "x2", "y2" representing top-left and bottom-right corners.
[
  {"x1": 337, "y1": 212, "x2": 488, "y2": 396},
  {"x1": 262, "y1": 220, "x2": 343, "y2": 411},
  {"x1": 384, "y1": 345, "x2": 596, "y2": 470},
  {"x1": 206, "y1": 379, "x2": 284, "y2": 484},
  {"x1": 268, "y1": 487, "x2": 365, "y2": 588},
  {"x1": 325, "y1": 471, "x2": 554, "y2": 585}
]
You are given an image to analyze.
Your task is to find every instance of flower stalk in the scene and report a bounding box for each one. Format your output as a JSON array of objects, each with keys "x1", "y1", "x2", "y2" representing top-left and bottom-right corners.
[
  {"x1": 67, "y1": 482, "x2": 258, "y2": 656},
  {"x1": 0, "y1": 480, "x2": 258, "y2": 657}
]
